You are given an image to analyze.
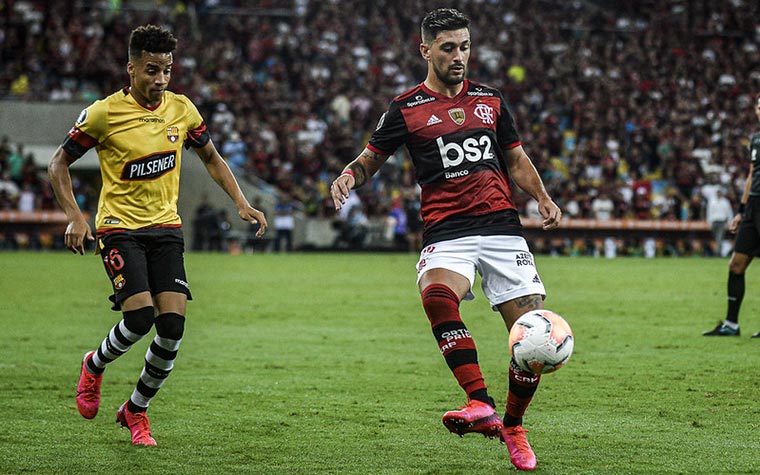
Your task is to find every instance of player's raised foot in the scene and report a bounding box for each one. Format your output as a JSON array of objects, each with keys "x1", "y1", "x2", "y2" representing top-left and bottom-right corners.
[
  {"x1": 76, "y1": 351, "x2": 103, "y2": 419},
  {"x1": 501, "y1": 425, "x2": 537, "y2": 471},
  {"x1": 442, "y1": 399, "x2": 503, "y2": 439},
  {"x1": 116, "y1": 401, "x2": 157, "y2": 446},
  {"x1": 702, "y1": 321, "x2": 740, "y2": 336},
  {"x1": 751, "y1": 331, "x2": 760, "y2": 339}
]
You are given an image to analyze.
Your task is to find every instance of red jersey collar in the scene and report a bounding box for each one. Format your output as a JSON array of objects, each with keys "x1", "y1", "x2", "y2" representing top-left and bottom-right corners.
[{"x1": 419, "y1": 79, "x2": 469, "y2": 101}]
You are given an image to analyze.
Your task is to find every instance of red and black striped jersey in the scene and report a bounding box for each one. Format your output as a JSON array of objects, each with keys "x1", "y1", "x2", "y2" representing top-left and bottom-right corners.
[{"x1": 367, "y1": 79, "x2": 524, "y2": 246}]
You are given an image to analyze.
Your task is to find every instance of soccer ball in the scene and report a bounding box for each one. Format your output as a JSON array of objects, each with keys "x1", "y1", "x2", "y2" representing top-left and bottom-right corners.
[{"x1": 508, "y1": 309, "x2": 574, "y2": 374}]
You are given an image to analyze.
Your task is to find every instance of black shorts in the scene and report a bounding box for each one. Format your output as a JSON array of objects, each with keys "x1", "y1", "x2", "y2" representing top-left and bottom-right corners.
[
  {"x1": 734, "y1": 196, "x2": 760, "y2": 256},
  {"x1": 98, "y1": 227, "x2": 192, "y2": 311}
]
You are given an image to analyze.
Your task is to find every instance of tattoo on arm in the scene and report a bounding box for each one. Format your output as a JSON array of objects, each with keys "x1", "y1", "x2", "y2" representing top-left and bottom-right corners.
[
  {"x1": 348, "y1": 162, "x2": 368, "y2": 188},
  {"x1": 362, "y1": 149, "x2": 384, "y2": 162}
]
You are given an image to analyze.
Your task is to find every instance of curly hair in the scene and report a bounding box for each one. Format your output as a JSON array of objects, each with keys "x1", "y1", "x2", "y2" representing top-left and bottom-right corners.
[
  {"x1": 421, "y1": 8, "x2": 470, "y2": 44},
  {"x1": 128, "y1": 25, "x2": 177, "y2": 59}
]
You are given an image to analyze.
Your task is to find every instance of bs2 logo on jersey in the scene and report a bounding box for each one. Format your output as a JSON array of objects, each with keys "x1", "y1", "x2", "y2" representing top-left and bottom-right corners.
[{"x1": 437, "y1": 134, "x2": 495, "y2": 169}]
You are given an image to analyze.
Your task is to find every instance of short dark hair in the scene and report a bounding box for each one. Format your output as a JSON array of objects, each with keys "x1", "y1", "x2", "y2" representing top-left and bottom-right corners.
[
  {"x1": 421, "y1": 8, "x2": 470, "y2": 44},
  {"x1": 128, "y1": 25, "x2": 177, "y2": 60}
]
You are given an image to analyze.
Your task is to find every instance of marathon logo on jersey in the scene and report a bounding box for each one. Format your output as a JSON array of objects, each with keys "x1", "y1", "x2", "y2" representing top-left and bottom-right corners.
[
  {"x1": 474, "y1": 103, "x2": 495, "y2": 125},
  {"x1": 437, "y1": 134, "x2": 495, "y2": 170},
  {"x1": 139, "y1": 117, "x2": 166, "y2": 123},
  {"x1": 121, "y1": 151, "x2": 177, "y2": 181},
  {"x1": 448, "y1": 108, "x2": 465, "y2": 125},
  {"x1": 166, "y1": 126, "x2": 180, "y2": 143}
]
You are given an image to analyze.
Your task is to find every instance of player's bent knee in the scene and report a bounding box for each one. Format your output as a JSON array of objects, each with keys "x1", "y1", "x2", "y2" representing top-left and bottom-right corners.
[
  {"x1": 123, "y1": 306, "x2": 156, "y2": 336},
  {"x1": 155, "y1": 313, "x2": 186, "y2": 339},
  {"x1": 729, "y1": 254, "x2": 751, "y2": 274}
]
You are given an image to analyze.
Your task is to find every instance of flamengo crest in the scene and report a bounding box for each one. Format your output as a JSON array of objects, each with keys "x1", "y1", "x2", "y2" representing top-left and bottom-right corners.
[{"x1": 474, "y1": 103, "x2": 494, "y2": 125}]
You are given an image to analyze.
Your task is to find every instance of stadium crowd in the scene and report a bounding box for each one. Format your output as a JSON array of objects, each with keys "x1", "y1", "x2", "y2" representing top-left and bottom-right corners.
[{"x1": 2, "y1": 0, "x2": 760, "y2": 252}]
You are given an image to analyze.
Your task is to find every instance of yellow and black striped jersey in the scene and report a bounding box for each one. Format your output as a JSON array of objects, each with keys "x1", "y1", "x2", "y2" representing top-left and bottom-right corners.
[{"x1": 62, "y1": 87, "x2": 209, "y2": 232}]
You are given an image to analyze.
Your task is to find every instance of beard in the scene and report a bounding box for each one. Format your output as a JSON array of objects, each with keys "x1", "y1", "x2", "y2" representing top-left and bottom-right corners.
[{"x1": 434, "y1": 64, "x2": 466, "y2": 86}]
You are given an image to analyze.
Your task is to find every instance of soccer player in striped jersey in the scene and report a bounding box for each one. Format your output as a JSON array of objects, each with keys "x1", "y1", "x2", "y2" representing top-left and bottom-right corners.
[
  {"x1": 330, "y1": 8, "x2": 561, "y2": 471},
  {"x1": 48, "y1": 25, "x2": 267, "y2": 446}
]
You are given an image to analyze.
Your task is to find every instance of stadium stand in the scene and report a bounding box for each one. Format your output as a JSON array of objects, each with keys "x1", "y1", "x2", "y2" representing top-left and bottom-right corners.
[{"x1": 1, "y1": 0, "x2": 758, "y2": 254}]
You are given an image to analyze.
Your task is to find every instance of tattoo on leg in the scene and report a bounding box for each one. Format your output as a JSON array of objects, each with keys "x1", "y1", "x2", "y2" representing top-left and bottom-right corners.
[{"x1": 513, "y1": 295, "x2": 543, "y2": 311}]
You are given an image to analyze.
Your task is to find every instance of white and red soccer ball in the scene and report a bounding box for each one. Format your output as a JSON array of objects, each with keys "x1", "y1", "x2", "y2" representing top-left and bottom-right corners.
[{"x1": 508, "y1": 309, "x2": 574, "y2": 374}]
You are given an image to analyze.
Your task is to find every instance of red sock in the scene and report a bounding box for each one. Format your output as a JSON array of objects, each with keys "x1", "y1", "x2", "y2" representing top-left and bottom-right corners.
[
  {"x1": 505, "y1": 360, "x2": 541, "y2": 426},
  {"x1": 421, "y1": 284, "x2": 487, "y2": 399}
]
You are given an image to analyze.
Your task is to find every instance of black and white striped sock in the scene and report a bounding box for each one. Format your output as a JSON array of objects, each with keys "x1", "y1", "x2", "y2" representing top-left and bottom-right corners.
[
  {"x1": 129, "y1": 313, "x2": 185, "y2": 411},
  {"x1": 87, "y1": 306, "x2": 155, "y2": 374}
]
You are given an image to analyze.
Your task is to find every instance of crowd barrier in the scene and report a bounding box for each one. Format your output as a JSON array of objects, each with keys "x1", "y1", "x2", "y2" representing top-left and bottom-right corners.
[
  {"x1": 519, "y1": 217, "x2": 716, "y2": 257},
  {"x1": 0, "y1": 211, "x2": 75, "y2": 250},
  {"x1": 0, "y1": 212, "x2": 718, "y2": 256}
]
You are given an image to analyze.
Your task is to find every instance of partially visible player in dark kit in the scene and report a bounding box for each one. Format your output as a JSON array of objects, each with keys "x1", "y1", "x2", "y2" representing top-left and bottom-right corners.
[{"x1": 704, "y1": 93, "x2": 760, "y2": 339}]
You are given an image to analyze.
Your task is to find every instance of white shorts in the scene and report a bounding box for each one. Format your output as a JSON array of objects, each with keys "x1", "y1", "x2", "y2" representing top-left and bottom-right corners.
[{"x1": 415, "y1": 235, "x2": 546, "y2": 310}]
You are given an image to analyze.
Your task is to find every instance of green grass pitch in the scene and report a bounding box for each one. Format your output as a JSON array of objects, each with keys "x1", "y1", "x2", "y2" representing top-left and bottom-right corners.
[{"x1": 1, "y1": 252, "x2": 759, "y2": 474}]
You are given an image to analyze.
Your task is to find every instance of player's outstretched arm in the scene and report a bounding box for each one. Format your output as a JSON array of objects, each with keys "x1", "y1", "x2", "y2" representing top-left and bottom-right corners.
[
  {"x1": 48, "y1": 146, "x2": 94, "y2": 254},
  {"x1": 331, "y1": 147, "x2": 389, "y2": 211},
  {"x1": 194, "y1": 140, "x2": 268, "y2": 237},
  {"x1": 503, "y1": 145, "x2": 561, "y2": 230},
  {"x1": 730, "y1": 163, "x2": 753, "y2": 234}
]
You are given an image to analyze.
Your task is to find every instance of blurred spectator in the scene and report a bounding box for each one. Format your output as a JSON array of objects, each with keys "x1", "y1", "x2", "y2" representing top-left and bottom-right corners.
[
  {"x1": 591, "y1": 191, "x2": 615, "y2": 220},
  {"x1": 211, "y1": 103, "x2": 235, "y2": 138},
  {"x1": 8, "y1": 144, "x2": 25, "y2": 184},
  {"x1": 0, "y1": 171, "x2": 19, "y2": 204},
  {"x1": 386, "y1": 197, "x2": 409, "y2": 252},
  {"x1": 688, "y1": 192, "x2": 706, "y2": 221},
  {"x1": 632, "y1": 176, "x2": 653, "y2": 219},
  {"x1": 403, "y1": 193, "x2": 423, "y2": 253},
  {"x1": 221, "y1": 131, "x2": 248, "y2": 173},
  {"x1": 208, "y1": 210, "x2": 232, "y2": 252},
  {"x1": 524, "y1": 199, "x2": 542, "y2": 219},
  {"x1": 17, "y1": 183, "x2": 36, "y2": 212},
  {"x1": 705, "y1": 188, "x2": 735, "y2": 257},
  {"x1": 341, "y1": 204, "x2": 369, "y2": 250},
  {"x1": 0, "y1": 189, "x2": 15, "y2": 210},
  {"x1": 191, "y1": 195, "x2": 217, "y2": 251},
  {"x1": 273, "y1": 192, "x2": 298, "y2": 252}
]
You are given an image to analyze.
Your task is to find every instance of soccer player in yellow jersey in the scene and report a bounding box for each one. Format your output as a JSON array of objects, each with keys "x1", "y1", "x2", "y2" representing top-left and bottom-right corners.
[{"x1": 48, "y1": 25, "x2": 267, "y2": 446}]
